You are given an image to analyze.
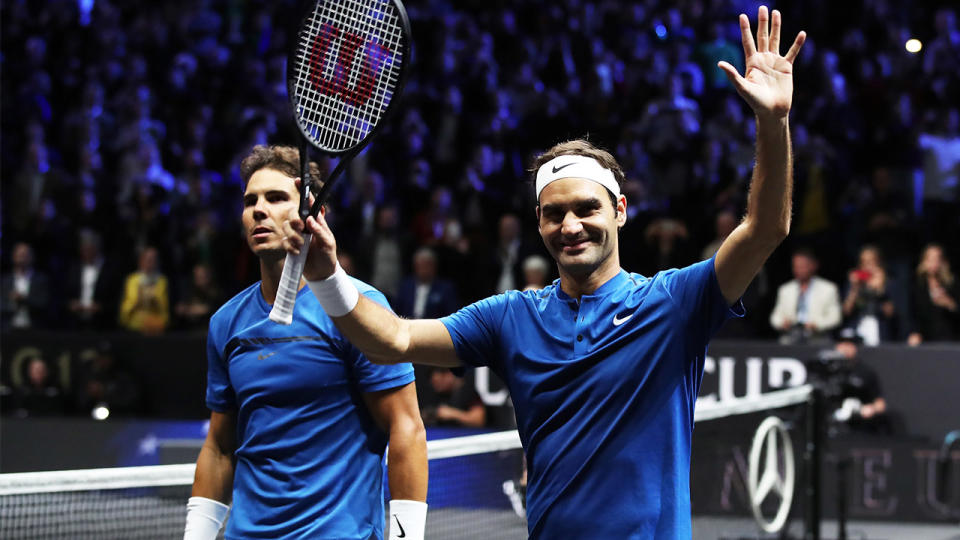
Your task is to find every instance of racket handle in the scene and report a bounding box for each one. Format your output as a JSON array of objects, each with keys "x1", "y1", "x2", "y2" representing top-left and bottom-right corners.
[{"x1": 268, "y1": 232, "x2": 312, "y2": 325}]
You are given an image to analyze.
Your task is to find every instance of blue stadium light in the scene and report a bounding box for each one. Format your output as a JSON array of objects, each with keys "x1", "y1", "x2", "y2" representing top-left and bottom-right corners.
[{"x1": 655, "y1": 24, "x2": 668, "y2": 40}]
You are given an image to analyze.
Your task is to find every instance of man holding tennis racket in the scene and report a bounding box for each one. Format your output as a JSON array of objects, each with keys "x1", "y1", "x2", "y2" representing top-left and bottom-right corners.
[
  {"x1": 286, "y1": 7, "x2": 803, "y2": 539},
  {"x1": 185, "y1": 145, "x2": 427, "y2": 540}
]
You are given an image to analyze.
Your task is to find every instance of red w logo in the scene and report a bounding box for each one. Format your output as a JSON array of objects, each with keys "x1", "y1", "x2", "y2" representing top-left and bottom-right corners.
[{"x1": 308, "y1": 23, "x2": 392, "y2": 108}]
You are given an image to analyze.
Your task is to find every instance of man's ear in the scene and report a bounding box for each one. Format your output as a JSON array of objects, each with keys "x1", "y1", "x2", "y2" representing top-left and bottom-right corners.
[{"x1": 615, "y1": 195, "x2": 627, "y2": 227}]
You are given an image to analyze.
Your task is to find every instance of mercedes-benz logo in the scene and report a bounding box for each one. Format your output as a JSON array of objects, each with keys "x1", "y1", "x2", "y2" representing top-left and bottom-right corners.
[{"x1": 748, "y1": 416, "x2": 796, "y2": 533}]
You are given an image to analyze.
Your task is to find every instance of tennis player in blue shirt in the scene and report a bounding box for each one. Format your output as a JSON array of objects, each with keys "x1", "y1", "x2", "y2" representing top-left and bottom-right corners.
[
  {"x1": 185, "y1": 145, "x2": 428, "y2": 540},
  {"x1": 285, "y1": 7, "x2": 804, "y2": 539}
]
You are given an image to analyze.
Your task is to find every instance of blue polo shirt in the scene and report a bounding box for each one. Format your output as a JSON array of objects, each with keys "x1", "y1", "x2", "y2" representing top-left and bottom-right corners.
[
  {"x1": 440, "y1": 256, "x2": 742, "y2": 539},
  {"x1": 206, "y1": 280, "x2": 414, "y2": 540}
]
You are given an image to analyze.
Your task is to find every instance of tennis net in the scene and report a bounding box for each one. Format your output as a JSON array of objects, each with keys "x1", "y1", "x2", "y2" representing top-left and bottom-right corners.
[{"x1": 0, "y1": 385, "x2": 816, "y2": 539}]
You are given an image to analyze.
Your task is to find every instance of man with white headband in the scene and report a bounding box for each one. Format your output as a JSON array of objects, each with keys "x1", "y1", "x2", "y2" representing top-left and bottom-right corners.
[{"x1": 284, "y1": 6, "x2": 805, "y2": 539}]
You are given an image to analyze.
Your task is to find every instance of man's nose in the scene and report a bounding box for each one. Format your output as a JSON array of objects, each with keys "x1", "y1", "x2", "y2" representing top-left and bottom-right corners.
[
  {"x1": 560, "y1": 212, "x2": 583, "y2": 236},
  {"x1": 252, "y1": 197, "x2": 268, "y2": 218}
]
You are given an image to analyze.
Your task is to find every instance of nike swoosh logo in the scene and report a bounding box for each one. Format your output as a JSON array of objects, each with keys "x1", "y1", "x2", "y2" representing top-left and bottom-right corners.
[
  {"x1": 613, "y1": 312, "x2": 634, "y2": 326},
  {"x1": 551, "y1": 163, "x2": 575, "y2": 174},
  {"x1": 256, "y1": 352, "x2": 277, "y2": 360},
  {"x1": 393, "y1": 514, "x2": 406, "y2": 538}
]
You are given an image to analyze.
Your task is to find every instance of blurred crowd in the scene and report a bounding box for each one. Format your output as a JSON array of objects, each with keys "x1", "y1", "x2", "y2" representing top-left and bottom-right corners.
[{"x1": 2, "y1": 0, "x2": 958, "y2": 345}]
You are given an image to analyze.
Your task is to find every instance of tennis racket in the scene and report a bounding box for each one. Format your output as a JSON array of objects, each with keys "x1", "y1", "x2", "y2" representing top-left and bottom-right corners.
[{"x1": 269, "y1": 0, "x2": 411, "y2": 324}]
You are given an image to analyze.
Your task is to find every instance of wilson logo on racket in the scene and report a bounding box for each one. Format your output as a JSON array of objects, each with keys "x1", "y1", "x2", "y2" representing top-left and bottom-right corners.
[{"x1": 308, "y1": 23, "x2": 392, "y2": 108}]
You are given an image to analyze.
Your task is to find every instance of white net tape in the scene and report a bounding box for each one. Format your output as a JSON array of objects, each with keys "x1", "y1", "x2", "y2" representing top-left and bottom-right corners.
[{"x1": 293, "y1": 0, "x2": 404, "y2": 152}]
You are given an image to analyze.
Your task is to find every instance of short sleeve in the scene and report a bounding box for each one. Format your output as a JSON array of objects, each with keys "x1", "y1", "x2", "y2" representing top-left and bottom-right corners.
[
  {"x1": 349, "y1": 287, "x2": 414, "y2": 392},
  {"x1": 656, "y1": 255, "x2": 745, "y2": 346},
  {"x1": 439, "y1": 294, "x2": 508, "y2": 369},
  {"x1": 205, "y1": 317, "x2": 236, "y2": 412}
]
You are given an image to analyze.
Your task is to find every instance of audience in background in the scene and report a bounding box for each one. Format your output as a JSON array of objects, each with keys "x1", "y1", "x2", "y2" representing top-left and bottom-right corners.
[
  {"x1": 0, "y1": 0, "x2": 956, "y2": 346},
  {"x1": 74, "y1": 341, "x2": 142, "y2": 418},
  {"x1": 700, "y1": 210, "x2": 737, "y2": 261},
  {"x1": 908, "y1": 244, "x2": 959, "y2": 345},
  {"x1": 521, "y1": 255, "x2": 552, "y2": 291},
  {"x1": 490, "y1": 214, "x2": 534, "y2": 294},
  {"x1": 770, "y1": 249, "x2": 842, "y2": 344},
  {"x1": 118, "y1": 246, "x2": 169, "y2": 335},
  {"x1": 420, "y1": 368, "x2": 486, "y2": 428},
  {"x1": 830, "y1": 330, "x2": 890, "y2": 435},
  {"x1": 842, "y1": 245, "x2": 897, "y2": 345},
  {"x1": 11, "y1": 357, "x2": 65, "y2": 417},
  {"x1": 174, "y1": 263, "x2": 222, "y2": 331},
  {"x1": 1, "y1": 242, "x2": 50, "y2": 330},
  {"x1": 395, "y1": 247, "x2": 459, "y2": 320},
  {"x1": 65, "y1": 230, "x2": 118, "y2": 330}
]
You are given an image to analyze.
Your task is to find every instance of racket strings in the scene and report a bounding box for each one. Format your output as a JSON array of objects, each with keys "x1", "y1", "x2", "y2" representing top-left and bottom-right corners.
[{"x1": 293, "y1": 0, "x2": 405, "y2": 152}]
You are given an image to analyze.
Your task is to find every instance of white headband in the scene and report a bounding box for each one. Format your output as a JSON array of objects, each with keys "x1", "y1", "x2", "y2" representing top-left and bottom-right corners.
[{"x1": 535, "y1": 155, "x2": 620, "y2": 200}]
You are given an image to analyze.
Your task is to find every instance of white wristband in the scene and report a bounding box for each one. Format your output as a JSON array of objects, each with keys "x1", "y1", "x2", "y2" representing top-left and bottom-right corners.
[
  {"x1": 184, "y1": 496, "x2": 229, "y2": 540},
  {"x1": 306, "y1": 263, "x2": 360, "y2": 317},
  {"x1": 388, "y1": 499, "x2": 427, "y2": 540}
]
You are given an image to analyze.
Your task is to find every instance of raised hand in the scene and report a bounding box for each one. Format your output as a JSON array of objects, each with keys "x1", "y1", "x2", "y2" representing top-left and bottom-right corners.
[
  {"x1": 718, "y1": 6, "x2": 806, "y2": 120},
  {"x1": 281, "y1": 179, "x2": 339, "y2": 281}
]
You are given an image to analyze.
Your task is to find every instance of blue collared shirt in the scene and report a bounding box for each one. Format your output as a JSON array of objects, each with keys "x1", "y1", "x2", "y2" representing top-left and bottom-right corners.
[
  {"x1": 207, "y1": 281, "x2": 413, "y2": 540},
  {"x1": 441, "y1": 255, "x2": 743, "y2": 539}
]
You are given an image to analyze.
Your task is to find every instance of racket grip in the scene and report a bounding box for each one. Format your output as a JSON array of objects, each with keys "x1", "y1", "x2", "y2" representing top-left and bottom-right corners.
[{"x1": 268, "y1": 233, "x2": 312, "y2": 325}]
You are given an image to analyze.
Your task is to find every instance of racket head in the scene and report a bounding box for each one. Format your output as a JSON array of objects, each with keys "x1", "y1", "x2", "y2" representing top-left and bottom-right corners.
[{"x1": 287, "y1": 0, "x2": 412, "y2": 155}]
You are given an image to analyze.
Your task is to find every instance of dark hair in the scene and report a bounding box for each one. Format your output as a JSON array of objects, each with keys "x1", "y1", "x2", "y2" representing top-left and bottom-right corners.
[
  {"x1": 793, "y1": 247, "x2": 818, "y2": 263},
  {"x1": 530, "y1": 139, "x2": 625, "y2": 207},
  {"x1": 239, "y1": 145, "x2": 323, "y2": 195}
]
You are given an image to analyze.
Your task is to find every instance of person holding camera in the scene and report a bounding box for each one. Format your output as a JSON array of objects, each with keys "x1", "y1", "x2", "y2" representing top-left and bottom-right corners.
[
  {"x1": 842, "y1": 245, "x2": 896, "y2": 345},
  {"x1": 829, "y1": 329, "x2": 889, "y2": 435}
]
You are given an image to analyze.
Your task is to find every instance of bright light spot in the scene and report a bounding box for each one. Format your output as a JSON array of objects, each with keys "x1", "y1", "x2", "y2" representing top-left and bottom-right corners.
[
  {"x1": 655, "y1": 24, "x2": 668, "y2": 40},
  {"x1": 92, "y1": 405, "x2": 110, "y2": 421},
  {"x1": 905, "y1": 39, "x2": 922, "y2": 53}
]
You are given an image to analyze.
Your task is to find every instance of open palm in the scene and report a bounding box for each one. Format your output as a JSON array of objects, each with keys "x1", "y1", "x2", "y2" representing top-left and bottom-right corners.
[{"x1": 719, "y1": 6, "x2": 806, "y2": 120}]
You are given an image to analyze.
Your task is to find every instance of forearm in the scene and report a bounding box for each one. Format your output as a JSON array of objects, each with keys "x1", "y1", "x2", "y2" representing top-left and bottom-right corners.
[
  {"x1": 386, "y1": 418, "x2": 428, "y2": 501},
  {"x1": 191, "y1": 443, "x2": 234, "y2": 503},
  {"x1": 331, "y1": 296, "x2": 459, "y2": 367},
  {"x1": 744, "y1": 116, "x2": 792, "y2": 243},
  {"x1": 713, "y1": 116, "x2": 792, "y2": 303}
]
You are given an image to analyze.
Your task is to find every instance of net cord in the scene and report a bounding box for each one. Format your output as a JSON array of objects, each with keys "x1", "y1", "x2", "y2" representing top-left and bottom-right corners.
[{"x1": 0, "y1": 385, "x2": 813, "y2": 496}]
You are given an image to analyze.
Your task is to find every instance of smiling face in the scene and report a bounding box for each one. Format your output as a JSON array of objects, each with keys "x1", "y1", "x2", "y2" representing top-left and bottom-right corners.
[
  {"x1": 537, "y1": 177, "x2": 626, "y2": 283},
  {"x1": 242, "y1": 168, "x2": 300, "y2": 262}
]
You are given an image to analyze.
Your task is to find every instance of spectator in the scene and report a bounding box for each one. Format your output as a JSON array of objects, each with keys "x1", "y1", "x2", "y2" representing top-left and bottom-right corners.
[
  {"x1": 395, "y1": 247, "x2": 458, "y2": 319},
  {"x1": 830, "y1": 330, "x2": 890, "y2": 435},
  {"x1": 490, "y1": 213, "x2": 535, "y2": 294},
  {"x1": 916, "y1": 108, "x2": 960, "y2": 245},
  {"x1": 1, "y1": 242, "x2": 50, "y2": 330},
  {"x1": 65, "y1": 230, "x2": 118, "y2": 330},
  {"x1": 842, "y1": 245, "x2": 896, "y2": 345},
  {"x1": 420, "y1": 368, "x2": 485, "y2": 428},
  {"x1": 11, "y1": 357, "x2": 65, "y2": 417},
  {"x1": 770, "y1": 249, "x2": 842, "y2": 344},
  {"x1": 642, "y1": 217, "x2": 695, "y2": 274},
  {"x1": 700, "y1": 210, "x2": 738, "y2": 261},
  {"x1": 74, "y1": 341, "x2": 142, "y2": 417},
  {"x1": 118, "y1": 246, "x2": 170, "y2": 334},
  {"x1": 174, "y1": 263, "x2": 222, "y2": 331},
  {"x1": 908, "y1": 244, "x2": 959, "y2": 345},
  {"x1": 0, "y1": 0, "x2": 956, "y2": 346},
  {"x1": 521, "y1": 255, "x2": 551, "y2": 290},
  {"x1": 359, "y1": 204, "x2": 408, "y2": 302}
]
